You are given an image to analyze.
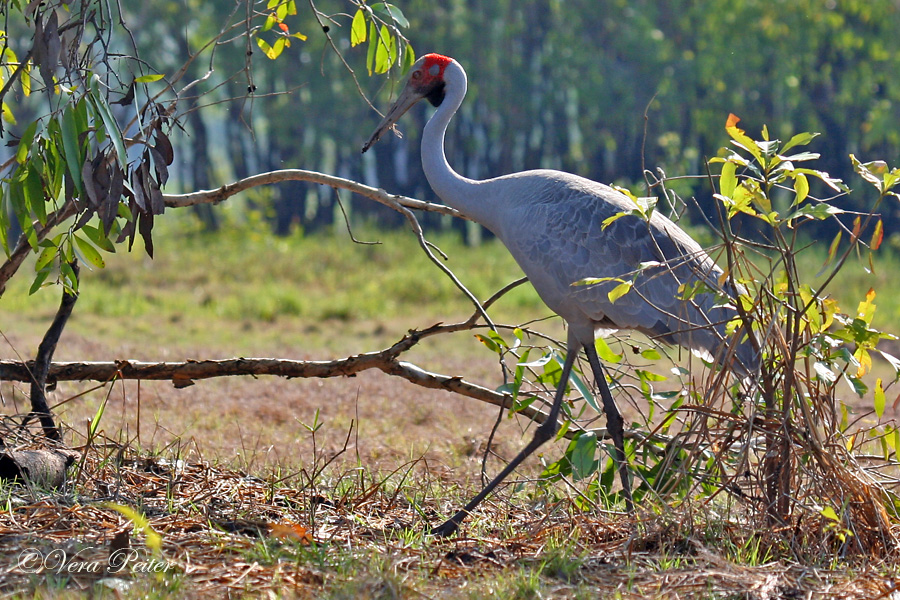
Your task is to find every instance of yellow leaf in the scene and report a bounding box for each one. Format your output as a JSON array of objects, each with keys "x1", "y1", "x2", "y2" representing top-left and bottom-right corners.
[
  {"x1": 875, "y1": 378, "x2": 886, "y2": 419},
  {"x1": 104, "y1": 503, "x2": 163, "y2": 554},
  {"x1": 607, "y1": 281, "x2": 633, "y2": 304},
  {"x1": 256, "y1": 37, "x2": 277, "y2": 60},
  {"x1": 351, "y1": 9, "x2": 367, "y2": 46},
  {"x1": 820, "y1": 506, "x2": 840, "y2": 522},
  {"x1": 720, "y1": 161, "x2": 737, "y2": 197},
  {"x1": 1, "y1": 101, "x2": 16, "y2": 125},
  {"x1": 856, "y1": 348, "x2": 872, "y2": 378},
  {"x1": 856, "y1": 288, "x2": 876, "y2": 325},
  {"x1": 793, "y1": 172, "x2": 809, "y2": 205}
]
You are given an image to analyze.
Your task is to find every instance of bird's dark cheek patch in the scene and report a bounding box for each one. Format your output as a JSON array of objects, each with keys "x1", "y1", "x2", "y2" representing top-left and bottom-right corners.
[{"x1": 425, "y1": 82, "x2": 446, "y2": 107}]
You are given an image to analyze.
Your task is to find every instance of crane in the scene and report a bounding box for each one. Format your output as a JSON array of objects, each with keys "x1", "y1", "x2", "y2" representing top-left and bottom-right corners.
[{"x1": 362, "y1": 53, "x2": 757, "y2": 537}]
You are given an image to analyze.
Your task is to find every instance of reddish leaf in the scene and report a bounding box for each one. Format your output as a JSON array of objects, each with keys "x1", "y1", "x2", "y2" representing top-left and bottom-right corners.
[
  {"x1": 269, "y1": 523, "x2": 312, "y2": 544},
  {"x1": 871, "y1": 219, "x2": 884, "y2": 250}
]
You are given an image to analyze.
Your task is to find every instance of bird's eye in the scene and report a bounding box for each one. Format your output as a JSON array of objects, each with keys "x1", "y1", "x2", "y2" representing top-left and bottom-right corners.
[{"x1": 411, "y1": 70, "x2": 422, "y2": 80}]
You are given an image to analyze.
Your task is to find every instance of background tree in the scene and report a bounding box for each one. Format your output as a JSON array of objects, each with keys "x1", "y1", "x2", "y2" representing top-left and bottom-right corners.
[{"x1": 85, "y1": 0, "x2": 898, "y2": 241}]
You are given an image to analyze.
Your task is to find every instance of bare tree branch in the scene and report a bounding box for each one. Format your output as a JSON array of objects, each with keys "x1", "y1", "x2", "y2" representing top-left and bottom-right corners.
[
  {"x1": 160, "y1": 168, "x2": 463, "y2": 218},
  {"x1": 0, "y1": 169, "x2": 462, "y2": 297}
]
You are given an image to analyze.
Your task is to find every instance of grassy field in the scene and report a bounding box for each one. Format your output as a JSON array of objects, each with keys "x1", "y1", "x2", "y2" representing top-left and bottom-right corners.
[{"x1": 1, "y1": 215, "x2": 899, "y2": 598}]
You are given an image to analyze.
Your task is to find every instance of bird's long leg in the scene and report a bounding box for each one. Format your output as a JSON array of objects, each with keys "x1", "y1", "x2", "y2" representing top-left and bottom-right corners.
[
  {"x1": 430, "y1": 343, "x2": 580, "y2": 537},
  {"x1": 584, "y1": 343, "x2": 634, "y2": 512}
]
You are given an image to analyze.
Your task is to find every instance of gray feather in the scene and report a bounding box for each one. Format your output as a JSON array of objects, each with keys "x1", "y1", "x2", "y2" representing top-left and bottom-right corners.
[{"x1": 479, "y1": 170, "x2": 756, "y2": 374}]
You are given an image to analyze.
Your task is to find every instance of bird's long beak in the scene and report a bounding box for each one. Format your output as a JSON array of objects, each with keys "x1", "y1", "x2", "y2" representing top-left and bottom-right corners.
[{"x1": 361, "y1": 85, "x2": 424, "y2": 153}]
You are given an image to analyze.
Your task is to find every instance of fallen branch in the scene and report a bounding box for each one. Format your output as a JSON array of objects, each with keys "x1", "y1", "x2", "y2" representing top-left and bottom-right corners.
[
  {"x1": 0, "y1": 352, "x2": 544, "y2": 417},
  {"x1": 0, "y1": 353, "x2": 661, "y2": 446}
]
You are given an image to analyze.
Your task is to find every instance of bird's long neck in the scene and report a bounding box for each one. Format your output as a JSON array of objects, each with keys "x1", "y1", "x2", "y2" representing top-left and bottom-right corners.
[{"x1": 421, "y1": 62, "x2": 495, "y2": 228}]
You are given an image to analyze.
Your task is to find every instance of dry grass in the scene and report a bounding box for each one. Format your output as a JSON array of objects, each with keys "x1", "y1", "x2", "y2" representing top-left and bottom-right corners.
[
  {"x1": 0, "y1": 325, "x2": 899, "y2": 598},
  {"x1": 1, "y1": 421, "x2": 898, "y2": 599}
]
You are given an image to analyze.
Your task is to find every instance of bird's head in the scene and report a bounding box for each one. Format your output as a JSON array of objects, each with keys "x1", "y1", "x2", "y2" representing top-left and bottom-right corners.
[{"x1": 361, "y1": 53, "x2": 453, "y2": 153}]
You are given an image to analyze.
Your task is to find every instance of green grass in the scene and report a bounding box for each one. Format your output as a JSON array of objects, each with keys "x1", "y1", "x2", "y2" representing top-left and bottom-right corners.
[
  {"x1": 4, "y1": 215, "x2": 893, "y2": 340},
  {"x1": 2, "y1": 216, "x2": 550, "y2": 354}
]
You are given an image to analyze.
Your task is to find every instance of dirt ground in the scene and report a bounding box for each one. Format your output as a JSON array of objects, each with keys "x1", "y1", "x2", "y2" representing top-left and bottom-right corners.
[{"x1": 3, "y1": 309, "x2": 900, "y2": 598}]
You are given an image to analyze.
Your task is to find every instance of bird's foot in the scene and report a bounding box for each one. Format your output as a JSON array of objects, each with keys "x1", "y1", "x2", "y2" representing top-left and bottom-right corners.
[{"x1": 429, "y1": 518, "x2": 461, "y2": 538}]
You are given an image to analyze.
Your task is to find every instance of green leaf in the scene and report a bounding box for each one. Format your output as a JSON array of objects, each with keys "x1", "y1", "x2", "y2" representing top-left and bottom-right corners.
[
  {"x1": 474, "y1": 333, "x2": 500, "y2": 354},
  {"x1": 794, "y1": 167, "x2": 848, "y2": 192},
  {"x1": 59, "y1": 106, "x2": 83, "y2": 194},
  {"x1": 569, "y1": 432, "x2": 598, "y2": 481},
  {"x1": 89, "y1": 81, "x2": 127, "y2": 170},
  {"x1": 35, "y1": 244, "x2": 57, "y2": 272},
  {"x1": 74, "y1": 234, "x2": 106, "y2": 269},
  {"x1": 272, "y1": 37, "x2": 286, "y2": 58},
  {"x1": 381, "y1": 3, "x2": 409, "y2": 28},
  {"x1": 552, "y1": 350, "x2": 600, "y2": 414},
  {"x1": 9, "y1": 183, "x2": 38, "y2": 251},
  {"x1": 779, "y1": 151, "x2": 819, "y2": 163},
  {"x1": 373, "y1": 25, "x2": 395, "y2": 74},
  {"x1": 595, "y1": 337, "x2": 623, "y2": 364},
  {"x1": 874, "y1": 378, "x2": 886, "y2": 419},
  {"x1": 81, "y1": 223, "x2": 116, "y2": 252},
  {"x1": 104, "y1": 503, "x2": 163, "y2": 554},
  {"x1": 60, "y1": 260, "x2": 79, "y2": 294},
  {"x1": 818, "y1": 231, "x2": 842, "y2": 277},
  {"x1": 23, "y1": 166, "x2": 46, "y2": 225},
  {"x1": 365, "y1": 21, "x2": 377, "y2": 75},
  {"x1": 641, "y1": 348, "x2": 662, "y2": 360},
  {"x1": 134, "y1": 73, "x2": 164, "y2": 83},
  {"x1": 719, "y1": 161, "x2": 736, "y2": 198},
  {"x1": 1, "y1": 101, "x2": 16, "y2": 125},
  {"x1": 350, "y1": 9, "x2": 367, "y2": 46},
  {"x1": 16, "y1": 120, "x2": 37, "y2": 164},
  {"x1": 781, "y1": 131, "x2": 818, "y2": 154},
  {"x1": 793, "y1": 172, "x2": 809, "y2": 205},
  {"x1": 786, "y1": 202, "x2": 843, "y2": 222},
  {"x1": 28, "y1": 268, "x2": 51, "y2": 295},
  {"x1": 401, "y1": 43, "x2": 416, "y2": 74}
]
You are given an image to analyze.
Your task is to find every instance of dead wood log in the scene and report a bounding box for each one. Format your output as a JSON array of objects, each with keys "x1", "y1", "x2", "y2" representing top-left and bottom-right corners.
[{"x1": 0, "y1": 448, "x2": 77, "y2": 488}]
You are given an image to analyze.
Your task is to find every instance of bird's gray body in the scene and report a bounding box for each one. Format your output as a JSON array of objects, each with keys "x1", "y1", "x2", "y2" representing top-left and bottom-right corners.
[{"x1": 473, "y1": 168, "x2": 751, "y2": 372}]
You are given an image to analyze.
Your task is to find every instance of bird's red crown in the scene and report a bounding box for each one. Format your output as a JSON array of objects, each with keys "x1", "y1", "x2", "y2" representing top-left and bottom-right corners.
[{"x1": 421, "y1": 53, "x2": 452, "y2": 80}]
